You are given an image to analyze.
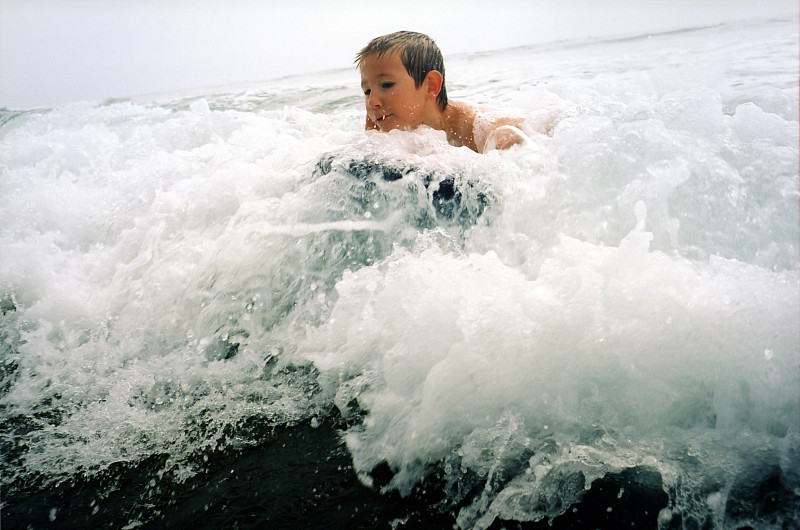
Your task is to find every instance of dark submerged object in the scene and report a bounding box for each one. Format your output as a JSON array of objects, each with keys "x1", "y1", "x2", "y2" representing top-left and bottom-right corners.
[{"x1": 313, "y1": 152, "x2": 496, "y2": 227}]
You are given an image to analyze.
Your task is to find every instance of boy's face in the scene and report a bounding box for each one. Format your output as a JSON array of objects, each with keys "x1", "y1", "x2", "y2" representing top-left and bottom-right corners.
[{"x1": 359, "y1": 51, "x2": 429, "y2": 132}]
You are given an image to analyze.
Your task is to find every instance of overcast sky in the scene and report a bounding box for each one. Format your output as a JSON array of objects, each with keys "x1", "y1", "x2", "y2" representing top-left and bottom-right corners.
[{"x1": 1, "y1": 0, "x2": 797, "y2": 109}]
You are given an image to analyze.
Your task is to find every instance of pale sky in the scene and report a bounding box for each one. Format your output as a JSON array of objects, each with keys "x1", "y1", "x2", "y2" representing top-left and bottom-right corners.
[{"x1": 1, "y1": 0, "x2": 797, "y2": 109}]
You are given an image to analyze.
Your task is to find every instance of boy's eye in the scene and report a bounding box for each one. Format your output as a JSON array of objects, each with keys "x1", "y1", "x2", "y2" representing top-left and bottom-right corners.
[
  {"x1": 382, "y1": 82, "x2": 394, "y2": 89},
  {"x1": 363, "y1": 89, "x2": 371, "y2": 96}
]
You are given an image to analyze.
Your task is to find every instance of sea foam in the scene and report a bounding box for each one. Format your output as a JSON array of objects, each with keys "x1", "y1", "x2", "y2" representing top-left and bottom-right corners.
[{"x1": 1, "y1": 15, "x2": 798, "y2": 529}]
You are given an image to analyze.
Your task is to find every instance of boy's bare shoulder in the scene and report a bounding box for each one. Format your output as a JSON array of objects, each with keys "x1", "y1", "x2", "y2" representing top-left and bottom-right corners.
[
  {"x1": 441, "y1": 101, "x2": 480, "y2": 151},
  {"x1": 443, "y1": 99, "x2": 564, "y2": 153},
  {"x1": 456, "y1": 103, "x2": 526, "y2": 153},
  {"x1": 439, "y1": 100, "x2": 518, "y2": 151}
]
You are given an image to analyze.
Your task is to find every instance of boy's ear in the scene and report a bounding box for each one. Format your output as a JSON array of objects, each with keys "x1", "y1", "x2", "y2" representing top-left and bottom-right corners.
[{"x1": 424, "y1": 70, "x2": 444, "y2": 99}]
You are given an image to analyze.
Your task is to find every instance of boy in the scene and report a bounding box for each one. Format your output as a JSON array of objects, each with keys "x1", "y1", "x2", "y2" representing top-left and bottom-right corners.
[{"x1": 357, "y1": 31, "x2": 529, "y2": 153}]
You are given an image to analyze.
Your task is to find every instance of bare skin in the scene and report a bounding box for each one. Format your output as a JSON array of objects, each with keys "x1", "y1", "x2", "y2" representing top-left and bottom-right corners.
[{"x1": 360, "y1": 51, "x2": 526, "y2": 153}]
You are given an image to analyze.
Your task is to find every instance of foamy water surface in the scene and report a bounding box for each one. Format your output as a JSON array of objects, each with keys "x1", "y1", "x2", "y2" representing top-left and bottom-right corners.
[{"x1": 1, "y1": 17, "x2": 798, "y2": 529}]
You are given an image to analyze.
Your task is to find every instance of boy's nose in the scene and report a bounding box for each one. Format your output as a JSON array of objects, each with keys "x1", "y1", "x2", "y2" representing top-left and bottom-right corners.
[{"x1": 367, "y1": 92, "x2": 381, "y2": 108}]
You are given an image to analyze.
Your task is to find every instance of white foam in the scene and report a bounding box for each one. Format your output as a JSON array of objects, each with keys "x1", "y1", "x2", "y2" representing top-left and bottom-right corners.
[
  {"x1": 303, "y1": 228, "x2": 798, "y2": 488},
  {"x1": 0, "y1": 16, "x2": 797, "y2": 527}
]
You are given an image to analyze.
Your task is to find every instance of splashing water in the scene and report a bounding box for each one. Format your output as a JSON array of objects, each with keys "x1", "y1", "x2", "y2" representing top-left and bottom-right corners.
[{"x1": 1, "y1": 16, "x2": 798, "y2": 529}]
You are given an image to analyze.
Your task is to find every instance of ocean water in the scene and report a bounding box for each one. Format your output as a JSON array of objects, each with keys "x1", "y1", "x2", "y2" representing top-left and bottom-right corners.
[{"x1": 1, "y1": 16, "x2": 798, "y2": 530}]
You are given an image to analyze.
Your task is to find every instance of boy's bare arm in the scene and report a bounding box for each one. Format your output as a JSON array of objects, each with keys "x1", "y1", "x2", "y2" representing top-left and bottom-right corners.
[
  {"x1": 473, "y1": 112, "x2": 528, "y2": 153},
  {"x1": 483, "y1": 121, "x2": 527, "y2": 152}
]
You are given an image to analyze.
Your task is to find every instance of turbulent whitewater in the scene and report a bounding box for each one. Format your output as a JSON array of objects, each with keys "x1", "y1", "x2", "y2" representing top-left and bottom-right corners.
[{"x1": 1, "y1": 16, "x2": 798, "y2": 529}]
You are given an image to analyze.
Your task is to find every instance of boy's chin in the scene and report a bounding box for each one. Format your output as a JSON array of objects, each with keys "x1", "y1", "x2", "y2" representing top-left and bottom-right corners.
[
  {"x1": 375, "y1": 119, "x2": 396, "y2": 131},
  {"x1": 378, "y1": 120, "x2": 415, "y2": 133}
]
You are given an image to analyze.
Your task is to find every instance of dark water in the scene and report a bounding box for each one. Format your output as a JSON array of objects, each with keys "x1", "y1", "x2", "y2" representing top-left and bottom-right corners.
[{"x1": 4, "y1": 415, "x2": 680, "y2": 530}]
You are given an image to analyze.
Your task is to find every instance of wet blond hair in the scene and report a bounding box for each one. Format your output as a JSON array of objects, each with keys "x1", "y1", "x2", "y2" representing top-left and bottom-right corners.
[{"x1": 356, "y1": 31, "x2": 448, "y2": 111}]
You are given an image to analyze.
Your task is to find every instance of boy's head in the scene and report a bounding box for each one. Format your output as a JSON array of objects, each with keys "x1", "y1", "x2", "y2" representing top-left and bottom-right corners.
[{"x1": 356, "y1": 31, "x2": 448, "y2": 111}]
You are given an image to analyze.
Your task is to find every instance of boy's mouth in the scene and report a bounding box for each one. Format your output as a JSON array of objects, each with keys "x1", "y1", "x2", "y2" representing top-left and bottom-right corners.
[{"x1": 375, "y1": 114, "x2": 391, "y2": 124}]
